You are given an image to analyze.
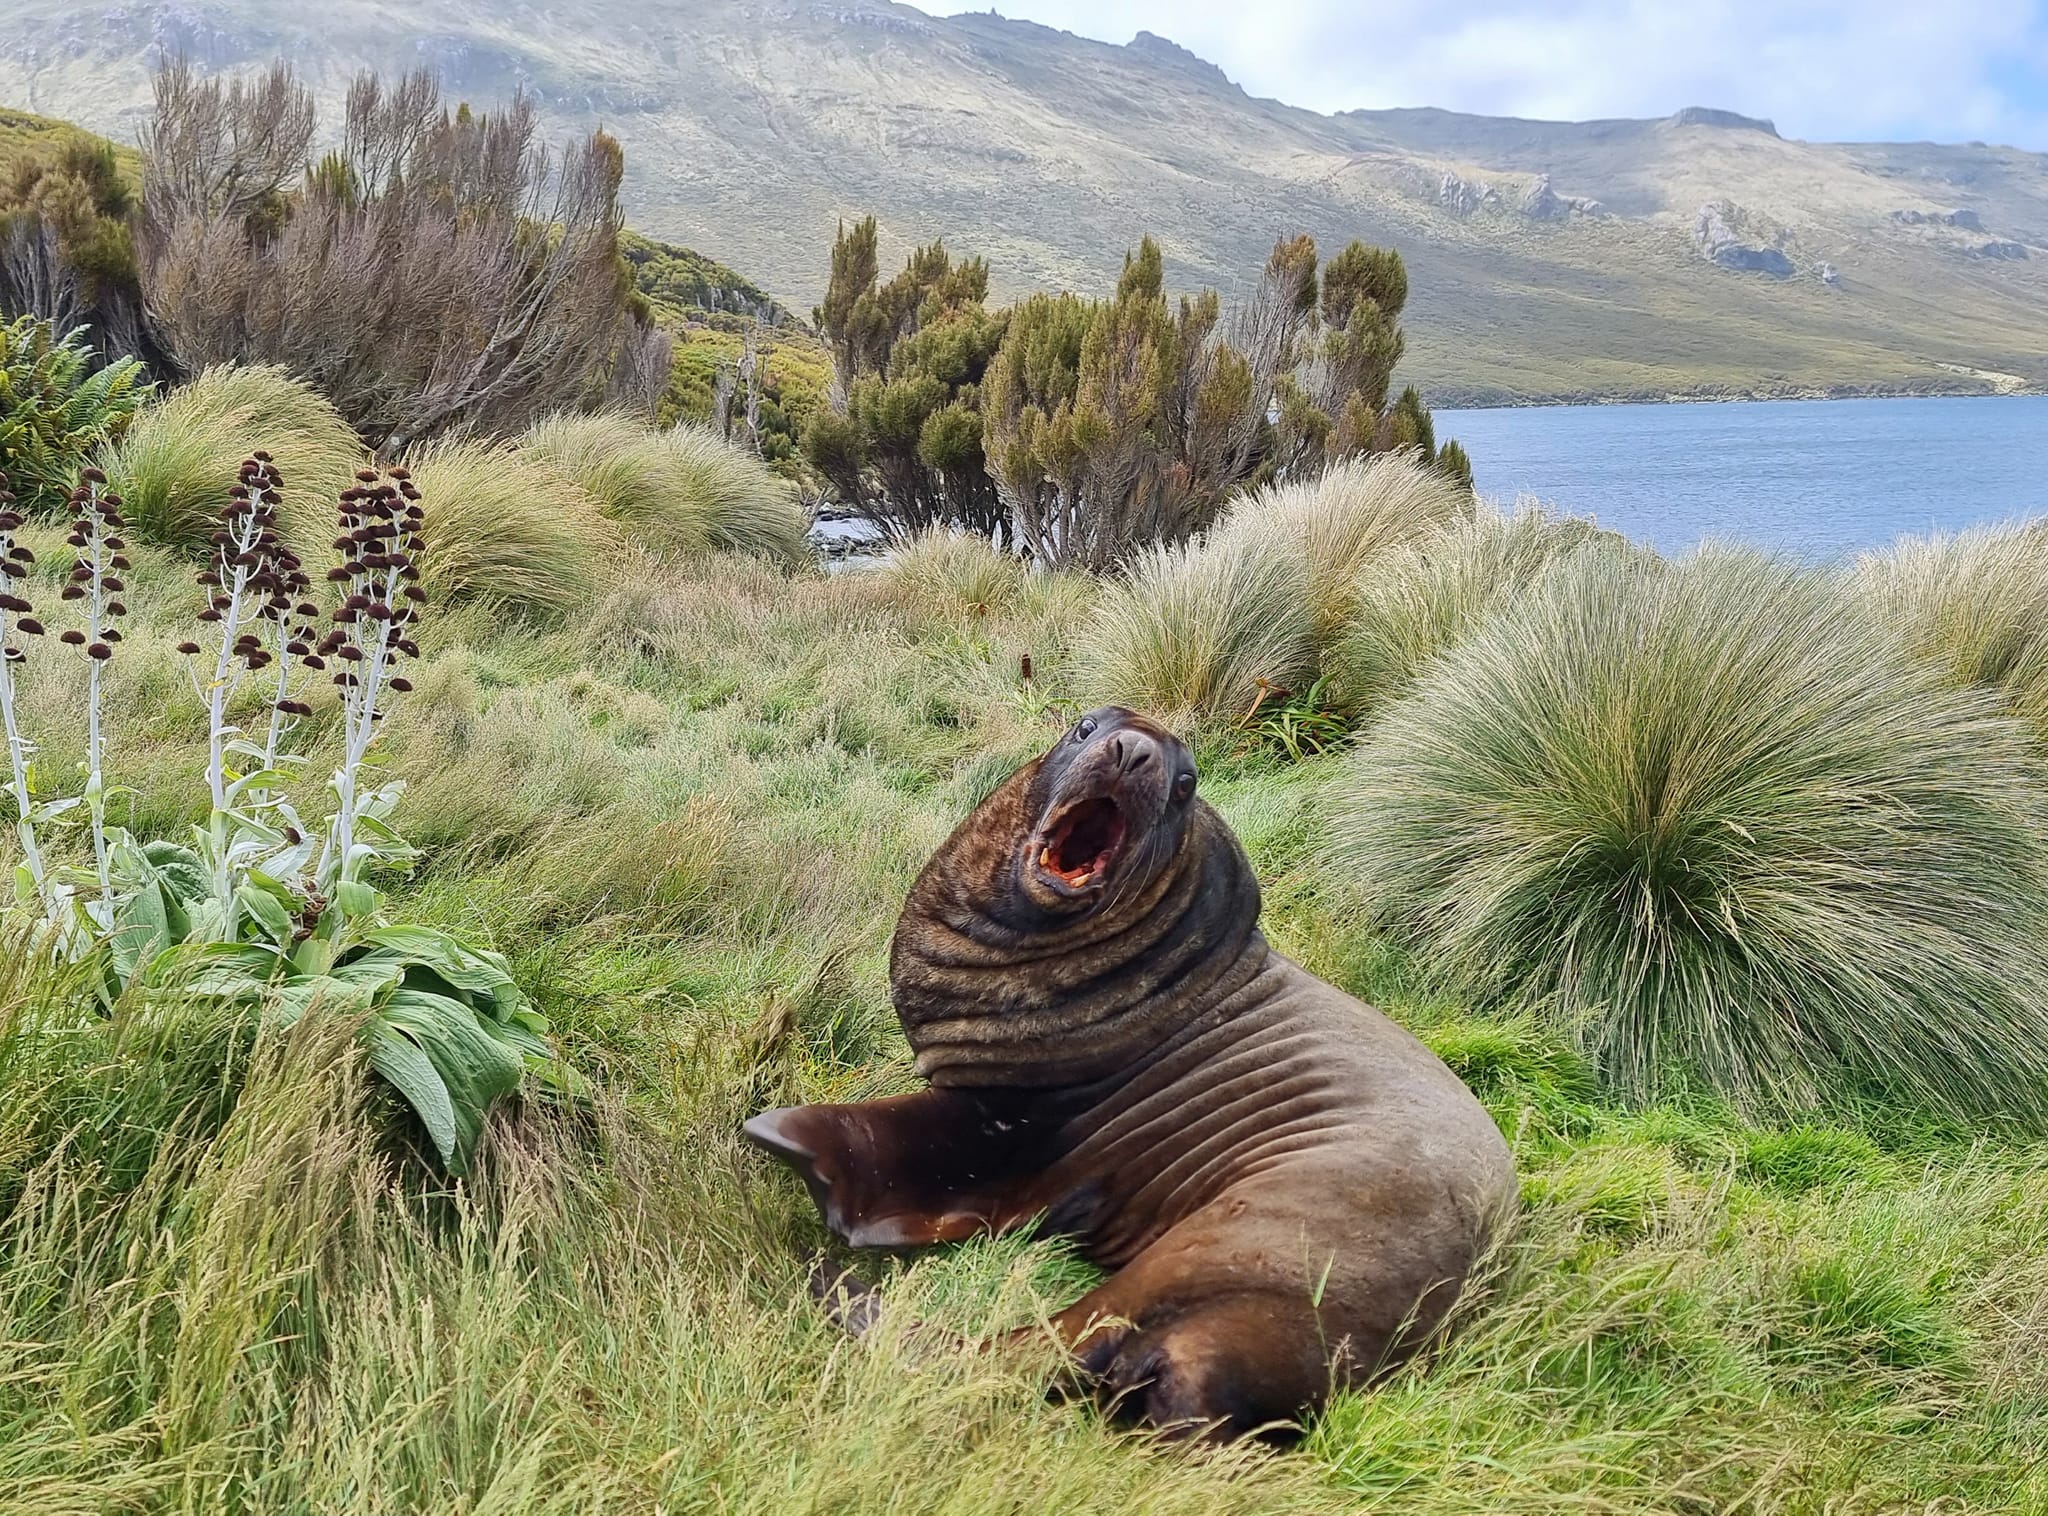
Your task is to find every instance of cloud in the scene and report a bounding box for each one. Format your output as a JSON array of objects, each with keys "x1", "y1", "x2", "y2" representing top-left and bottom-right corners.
[{"x1": 901, "y1": 0, "x2": 2048, "y2": 147}]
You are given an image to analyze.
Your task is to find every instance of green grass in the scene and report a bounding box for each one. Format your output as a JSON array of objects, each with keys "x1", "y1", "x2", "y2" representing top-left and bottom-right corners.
[
  {"x1": 1324, "y1": 547, "x2": 2048, "y2": 1127},
  {"x1": 6, "y1": 530, "x2": 2048, "y2": 1511},
  {"x1": 98, "y1": 364, "x2": 367, "y2": 554}
]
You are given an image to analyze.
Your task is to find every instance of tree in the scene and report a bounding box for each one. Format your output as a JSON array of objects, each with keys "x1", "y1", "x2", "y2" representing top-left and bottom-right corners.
[
  {"x1": 0, "y1": 136, "x2": 161, "y2": 367},
  {"x1": 137, "y1": 61, "x2": 664, "y2": 451},
  {"x1": 803, "y1": 222, "x2": 1006, "y2": 541},
  {"x1": 984, "y1": 234, "x2": 1470, "y2": 569}
]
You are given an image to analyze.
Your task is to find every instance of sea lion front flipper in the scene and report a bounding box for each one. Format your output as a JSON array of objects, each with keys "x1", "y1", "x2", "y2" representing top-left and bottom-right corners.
[{"x1": 744, "y1": 1089, "x2": 1042, "y2": 1249}]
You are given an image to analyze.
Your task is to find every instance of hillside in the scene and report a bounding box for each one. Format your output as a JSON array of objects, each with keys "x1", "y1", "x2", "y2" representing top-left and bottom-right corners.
[{"x1": 3, "y1": 0, "x2": 2045, "y2": 402}]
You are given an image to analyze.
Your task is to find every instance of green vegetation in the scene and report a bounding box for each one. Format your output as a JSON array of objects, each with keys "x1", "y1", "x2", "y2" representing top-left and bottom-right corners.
[
  {"x1": 0, "y1": 315, "x2": 149, "y2": 513},
  {"x1": 1324, "y1": 549, "x2": 2048, "y2": 1124},
  {"x1": 1070, "y1": 455, "x2": 1465, "y2": 724},
  {"x1": 98, "y1": 364, "x2": 365, "y2": 553},
  {"x1": 5, "y1": 508, "x2": 2048, "y2": 1506}
]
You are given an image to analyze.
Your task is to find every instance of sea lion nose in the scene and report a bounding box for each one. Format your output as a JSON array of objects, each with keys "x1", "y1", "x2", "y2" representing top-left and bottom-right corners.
[{"x1": 1107, "y1": 733, "x2": 1154, "y2": 775}]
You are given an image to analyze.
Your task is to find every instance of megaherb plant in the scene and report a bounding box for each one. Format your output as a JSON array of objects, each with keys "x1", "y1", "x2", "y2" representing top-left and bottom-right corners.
[{"x1": 0, "y1": 459, "x2": 572, "y2": 1173}]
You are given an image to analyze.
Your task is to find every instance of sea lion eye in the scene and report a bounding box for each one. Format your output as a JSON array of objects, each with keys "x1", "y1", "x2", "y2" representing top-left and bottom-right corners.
[
  {"x1": 1174, "y1": 772, "x2": 1196, "y2": 803},
  {"x1": 1074, "y1": 718, "x2": 1097, "y2": 742}
]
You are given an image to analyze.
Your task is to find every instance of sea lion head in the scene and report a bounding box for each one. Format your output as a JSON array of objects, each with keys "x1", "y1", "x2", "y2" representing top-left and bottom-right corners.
[
  {"x1": 891, "y1": 707, "x2": 1265, "y2": 1089},
  {"x1": 1017, "y1": 706, "x2": 1200, "y2": 920}
]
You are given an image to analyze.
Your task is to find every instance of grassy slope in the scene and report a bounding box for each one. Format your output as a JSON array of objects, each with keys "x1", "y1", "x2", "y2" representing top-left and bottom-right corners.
[
  {"x1": 2, "y1": 537, "x2": 2046, "y2": 1511},
  {"x1": 4, "y1": 0, "x2": 2043, "y2": 404}
]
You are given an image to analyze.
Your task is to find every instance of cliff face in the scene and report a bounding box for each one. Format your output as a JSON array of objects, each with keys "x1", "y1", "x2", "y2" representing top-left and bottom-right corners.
[{"x1": 4, "y1": 0, "x2": 2044, "y2": 402}]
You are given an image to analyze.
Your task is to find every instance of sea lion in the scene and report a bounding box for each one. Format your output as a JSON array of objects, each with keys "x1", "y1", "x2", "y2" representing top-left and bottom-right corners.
[{"x1": 745, "y1": 707, "x2": 1517, "y2": 1439}]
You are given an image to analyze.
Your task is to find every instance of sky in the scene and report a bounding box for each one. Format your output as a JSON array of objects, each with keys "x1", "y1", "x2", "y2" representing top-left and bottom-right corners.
[{"x1": 902, "y1": 0, "x2": 2048, "y2": 149}]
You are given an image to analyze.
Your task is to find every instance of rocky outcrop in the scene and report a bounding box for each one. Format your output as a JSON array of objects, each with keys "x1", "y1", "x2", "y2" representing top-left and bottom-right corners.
[
  {"x1": 1973, "y1": 240, "x2": 2029, "y2": 260},
  {"x1": 1892, "y1": 208, "x2": 1986, "y2": 229},
  {"x1": 1819, "y1": 261, "x2": 1840, "y2": 285},
  {"x1": 1522, "y1": 174, "x2": 1603, "y2": 221},
  {"x1": 1438, "y1": 170, "x2": 1497, "y2": 216},
  {"x1": 1669, "y1": 106, "x2": 1780, "y2": 137},
  {"x1": 1693, "y1": 202, "x2": 1794, "y2": 276}
]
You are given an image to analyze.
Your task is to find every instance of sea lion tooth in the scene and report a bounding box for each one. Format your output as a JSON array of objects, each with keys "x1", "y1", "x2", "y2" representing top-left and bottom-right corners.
[{"x1": 749, "y1": 705, "x2": 1517, "y2": 1443}]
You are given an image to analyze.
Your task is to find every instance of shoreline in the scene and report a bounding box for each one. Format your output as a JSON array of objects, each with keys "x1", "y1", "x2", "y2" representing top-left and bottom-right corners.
[{"x1": 1431, "y1": 382, "x2": 2044, "y2": 412}]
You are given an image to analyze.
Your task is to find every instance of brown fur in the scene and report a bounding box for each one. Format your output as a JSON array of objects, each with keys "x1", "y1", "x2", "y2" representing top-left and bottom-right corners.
[{"x1": 747, "y1": 708, "x2": 1516, "y2": 1439}]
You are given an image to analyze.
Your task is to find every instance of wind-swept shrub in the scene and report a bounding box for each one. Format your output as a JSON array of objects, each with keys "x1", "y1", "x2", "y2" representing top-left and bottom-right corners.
[
  {"x1": 138, "y1": 61, "x2": 662, "y2": 450},
  {"x1": 98, "y1": 364, "x2": 364, "y2": 552},
  {"x1": 0, "y1": 316, "x2": 149, "y2": 514},
  {"x1": 1854, "y1": 522, "x2": 2048, "y2": 741},
  {"x1": 1328, "y1": 501, "x2": 1620, "y2": 718},
  {"x1": 1068, "y1": 527, "x2": 1313, "y2": 724},
  {"x1": 1324, "y1": 549, "x2": 2048, "y2": 1128},
  {"x1": 400, "y1": 438, "x2": 611, "y2": 617},
  {"x1": 519, "y1": 412, "x2": 809, "y2": 568}
]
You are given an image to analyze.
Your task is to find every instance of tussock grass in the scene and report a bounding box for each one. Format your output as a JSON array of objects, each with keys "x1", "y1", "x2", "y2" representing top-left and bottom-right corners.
[
  {"x1": 1071, "y1": 454, "x2": 1465, "y2": 725},
  {"x1": 400, "y1": 437, "x2": 617, "y2": 619},
  {"x1": 1324, "y1": 548, "x2": 2048, "y2": 1126},
  {"x1": 882, "y1": 528, "x2": 1028, "y2": 616},
  {"x1": 1215, "y1": 453, "x2": 1472, "y2": 642},
  {"x1": 665, "y1": 423, "x2": 811, "y2": 567},
  {"x1": 1329, "y1": 501, "x2": 1619, "y2": 719},
  {"x1": 1069, "y1": 528, "x2": 1315, "y2": 725},
  {"x1": 520, "y1": 412, "x2": 811, "y2": 568},
  {"x1": 1855, "y1": 519, "x2": 2048, "y2": 739},
  {"x1": 99, "y1": 364, "x2": 366, "y2": 552}
]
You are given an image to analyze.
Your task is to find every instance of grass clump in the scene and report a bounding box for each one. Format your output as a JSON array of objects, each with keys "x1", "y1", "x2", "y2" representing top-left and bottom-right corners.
[
  {"x1": 519, "y1": 412, "x2": 810, "y2": 568},
  {"x1": 1069, "y1": 525, "x2": 1314, "y2": 725},
  {"x1": 882, "y1": 528, "x2": 1027, "y2": 616},
  {"x1": 1213, "y1": 453, "x2": 1472, "y2": 643},
  {"x1": 1855, "y1": 520, "x2": 2048, "y2": 740},
  {"x1": 1329, "y1": 501, "x2": 1618, "y2": 719},
  {"x1": 1324, "y1": 547, "x2": 2048, "y2": 1127},
  {"x1": 400, "y1": 437, "x2": 615, "y2": 618},
  {"x1": 98, "y1": 364, "x2": 364, "y2": 551}
]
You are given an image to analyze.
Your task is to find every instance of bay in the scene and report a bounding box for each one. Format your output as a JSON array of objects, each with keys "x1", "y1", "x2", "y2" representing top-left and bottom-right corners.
[{"x1": 1434, "y1": 395, "x2": 2048, "y2": 560}]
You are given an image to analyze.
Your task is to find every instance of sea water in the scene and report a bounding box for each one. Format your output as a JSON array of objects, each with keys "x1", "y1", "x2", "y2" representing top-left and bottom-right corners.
[{"x1": 1435, "y1": 394, "x2": 2048, "y2": 560}]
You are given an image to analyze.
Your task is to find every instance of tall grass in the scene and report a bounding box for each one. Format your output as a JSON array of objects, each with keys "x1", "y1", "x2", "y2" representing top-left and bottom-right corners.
[
  {"x1": 1069, "y1": 527, "x2": 1315, "y2": 724},
  {"x1": 1070, "y1": 454, "x2": 1465, "y2": 724},
  {"x1": 665, "y1": 423, "x2": 811, "y2": 567},
  {"x1": 1328, "y1": 502, "x2": 1618, "y2": 719},
  {"x1": 1854, "y1": 520, "x2": 2048, "y2": 740},
  {"x1": 882, "y1": 528, "x2": 1027, "y2": 616},
  {"x1": 518, "y1": 412, "x2": 810, "y2": 568},
  {"x1": 1323, "y1": 548, "x2": 2048, "y2": 1126},
  {"x1": 98, "y1": 364, "x2": 365, "y2": 552},
  {"x1": 1213, "y1": 453, "x2": 1472, "y2": 642},
  {"x1": 400, "y1": 438, "x2": 616, "y2": 619}
]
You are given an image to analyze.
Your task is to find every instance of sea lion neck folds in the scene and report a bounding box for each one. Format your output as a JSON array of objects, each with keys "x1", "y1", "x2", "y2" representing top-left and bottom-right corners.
[
  {"x1": 748, "y1": 710, "x2": 1518, "y2": 1440},
  {"x1": 891, "y1": 707, "x2": 1265, "y2": 1089}
]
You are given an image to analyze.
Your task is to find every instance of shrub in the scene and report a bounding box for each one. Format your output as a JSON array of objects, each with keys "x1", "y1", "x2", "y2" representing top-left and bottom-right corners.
[
  {"x1": 1323, "y1": 548, "x2": 2048, "y2": 1127},
  {"x1": 399, "y1": 438, "x2": 613, "y2": 618},
  {"x1": 99, "y1": 364, "x2": 364, "y2": 551},
  {"x1": 1212, "y1": 453, "x2": 1472, "y2": 643},
  {"x1": 1328, "y1": 501, "x2": 1619, "y2": 718},
  {"x1": 1068, "y1": 526, "x2": 1313, "y2": 724},
  {"x1": 1854, "y1": 521, "x2": 2048, "y2": 740},
  {"x1": 0, "y1": 316, "x2": 149, "y2": 515}
]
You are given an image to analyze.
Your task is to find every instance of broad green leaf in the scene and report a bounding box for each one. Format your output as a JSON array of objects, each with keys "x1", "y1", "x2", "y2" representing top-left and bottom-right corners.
[
  {"x1": 365, "y1": 1026, "x2": 460, "y2": 1169},
  {"x1": 235, "y1": 882, "x2": 295, "y2": 944},
  {"x1": 377, "y1": 987, "x2": 527, "y2": 1172},
  {"x1": 335, "y1": 880, "x2": 380, "y2": 918}
]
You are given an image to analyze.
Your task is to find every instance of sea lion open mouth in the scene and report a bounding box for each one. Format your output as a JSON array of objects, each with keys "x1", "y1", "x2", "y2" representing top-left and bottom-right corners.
[{"x1": 1035, "y1": 795, "x2": 1128, "y2": 890}]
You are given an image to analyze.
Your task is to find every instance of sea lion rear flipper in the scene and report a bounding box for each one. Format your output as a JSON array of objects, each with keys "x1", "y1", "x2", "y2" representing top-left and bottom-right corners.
[{"x1": 743, "y1": 1089, "x2": 1042, "y2": 1248}]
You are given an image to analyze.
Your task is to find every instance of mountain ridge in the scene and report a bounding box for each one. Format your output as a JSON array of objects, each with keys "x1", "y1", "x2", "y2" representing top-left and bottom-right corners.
[{"x1": 3, "y1": 0, "x2": 2044, "y2": 403}]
